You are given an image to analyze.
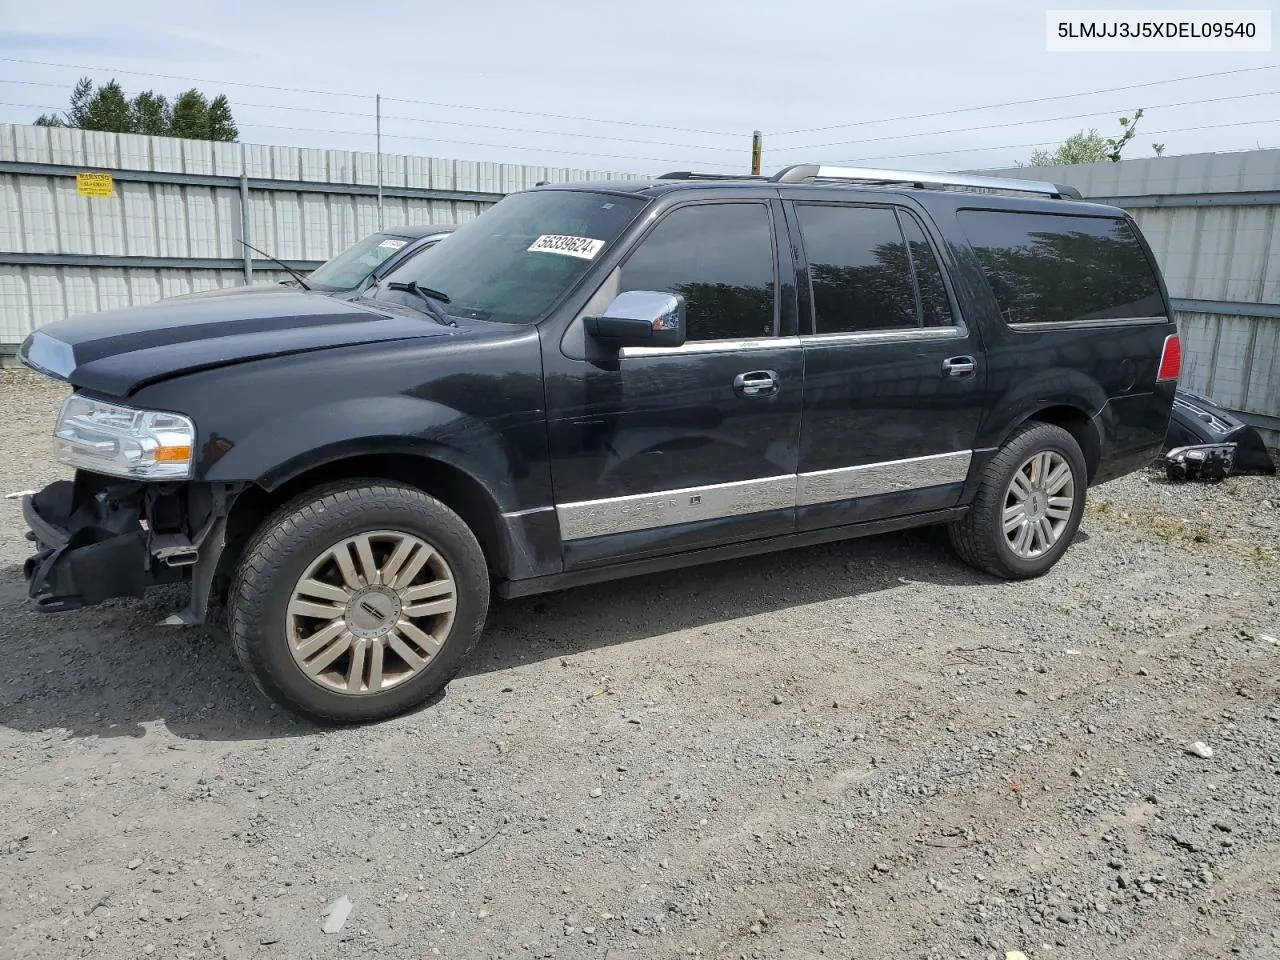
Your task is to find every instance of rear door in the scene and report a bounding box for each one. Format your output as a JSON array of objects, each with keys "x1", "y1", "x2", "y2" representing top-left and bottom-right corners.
[
  {"x1": 543, "y1": 198, "x2": 804, "y2": 569},
  {"x1": 786, "y1": 199, "x2": 988, "y2": 530}
]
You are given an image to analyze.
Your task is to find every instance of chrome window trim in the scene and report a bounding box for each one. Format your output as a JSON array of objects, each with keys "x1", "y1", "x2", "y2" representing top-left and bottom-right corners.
[
  {"x1": 799, "y1": 326, "x2": 964, "y2": 346},
  {"x1": 620, "y1": 336, "x2": 801, "y2": 358},
  {"x1": 797, "y1": 450, "x2": 972, "y2": 506},
  {"x1": 1006, "y1": 316, "x2": 1169, "y2": 332}
]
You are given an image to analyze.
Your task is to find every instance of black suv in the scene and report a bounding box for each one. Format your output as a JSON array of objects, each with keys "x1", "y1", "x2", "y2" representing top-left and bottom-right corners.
[{"x1": 17, "y1": 164, "x2": 1181, "y2": 723}]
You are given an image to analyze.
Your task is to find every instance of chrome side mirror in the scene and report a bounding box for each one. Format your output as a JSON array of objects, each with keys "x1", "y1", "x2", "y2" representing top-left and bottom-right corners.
[{"x1": 584, "y1": 291, "x2": 686, "y2": 349}]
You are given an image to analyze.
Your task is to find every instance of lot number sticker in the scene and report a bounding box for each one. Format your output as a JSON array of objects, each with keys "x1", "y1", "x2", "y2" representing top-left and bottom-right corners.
[
  {"x1": 527, "y1": 234, "x2": 605, "y2": 259},
  {"x1": 76, "y1": 172, "x2": 115, "y2": 198},
  {"x1": 377, "y1": 238, "x2": 408, "y2": 250}
]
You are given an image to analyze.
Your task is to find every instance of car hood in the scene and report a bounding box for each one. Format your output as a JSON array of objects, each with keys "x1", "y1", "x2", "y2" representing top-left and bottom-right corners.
[
  {"x1": 18, "y1": 292, "x2": 458, "y2": 397},
  {"x1": 164, "y1": 282, "x2": 305, "y2": 301}
]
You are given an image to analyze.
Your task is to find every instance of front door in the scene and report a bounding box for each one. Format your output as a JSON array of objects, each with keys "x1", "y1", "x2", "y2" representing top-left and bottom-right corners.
[
  {"x1": 786, "y1": 200, "x2": 987, "y2": 530},
  {"x1": 543, "y1": 199, "x2": 803, "y2": 569}
]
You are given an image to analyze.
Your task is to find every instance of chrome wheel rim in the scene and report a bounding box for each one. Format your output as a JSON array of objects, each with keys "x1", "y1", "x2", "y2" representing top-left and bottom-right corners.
[
  {"x1": 1003, "y1": 451, "x2": 1075, "y2": 559},
  {"x1": 286, "y1": 530, "x2": 456, "y2": 695}
]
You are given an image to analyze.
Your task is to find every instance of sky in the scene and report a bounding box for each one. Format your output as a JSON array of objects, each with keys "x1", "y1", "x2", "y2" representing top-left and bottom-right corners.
[{"x1": 1, "y1": 0, "x2": 1278, "y2": 176}]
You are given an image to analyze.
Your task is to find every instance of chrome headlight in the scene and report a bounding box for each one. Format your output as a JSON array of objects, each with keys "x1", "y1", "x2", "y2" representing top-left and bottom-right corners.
[{"x1": 54, "y1": 396, "x2": 195, "y2": 480}]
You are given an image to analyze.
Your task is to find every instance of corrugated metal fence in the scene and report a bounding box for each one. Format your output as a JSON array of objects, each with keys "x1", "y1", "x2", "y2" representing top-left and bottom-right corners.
[
  {"x1": 3, "y1": 126, "x2": 1277, "y2": 443},
  {"x1": 0, "y1": 123, "x2": 636, "y2": 347},
  {"x1": 984, "y1": 151, "x2": 1280, "y2": 444}
]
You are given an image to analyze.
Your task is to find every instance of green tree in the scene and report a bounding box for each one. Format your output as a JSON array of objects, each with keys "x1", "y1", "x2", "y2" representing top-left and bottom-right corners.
[
  {"x1": 81, "y1": 80, "x2": 133, "y2": 132},
  {"x1": 1029, "y1": 109, "x2": 1156, "y2": 166},
  {"x1": 205, "y1": 95, "x2": 239, "y2": 142},
  {"x1": 31, "y1": 76, "x2": 237, "y2": 141},
  {"x1": 131, "y1": 90, "x2": 172, "y2": 136},
  {"x1": 169, "y1": 89, "x2": 211, "y2": 139},
  {"x1": 1029, "y1": 130, "x2": 1110, "y2": 166},
  {"x1": 34, "y1": 76, "x2": 93, "y2": 127}
]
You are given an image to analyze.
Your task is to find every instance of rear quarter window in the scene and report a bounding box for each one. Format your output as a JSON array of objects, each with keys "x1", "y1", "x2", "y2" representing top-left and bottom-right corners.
[{"x1": 957, "y1": 210, "x2": 1165, "y2": 325}]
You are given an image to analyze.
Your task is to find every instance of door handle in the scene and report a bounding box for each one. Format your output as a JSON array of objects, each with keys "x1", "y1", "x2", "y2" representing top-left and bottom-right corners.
[
  {"x1": 733, "y1": 370, "x2": 779, "y2": 397},
  {"x1": 942, "y1": 356, "x2": 976, "y2": 379}
]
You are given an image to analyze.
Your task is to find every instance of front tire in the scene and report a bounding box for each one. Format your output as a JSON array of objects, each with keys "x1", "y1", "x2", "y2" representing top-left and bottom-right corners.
[
  {"x1": 949, "y1": 422, "x2": 1087, "y2": 579},
  {"x1": 229, "y1": 481, "x2": 489, "y2": 723}
]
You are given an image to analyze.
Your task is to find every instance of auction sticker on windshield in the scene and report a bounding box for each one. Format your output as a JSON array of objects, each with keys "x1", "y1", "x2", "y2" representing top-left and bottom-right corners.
[
  {"x1": 378, "y1": 239, "x2": 408, "y2": 250},
  {"x1": 527, "y1": 235, "x2": 605, "y2": 259}
]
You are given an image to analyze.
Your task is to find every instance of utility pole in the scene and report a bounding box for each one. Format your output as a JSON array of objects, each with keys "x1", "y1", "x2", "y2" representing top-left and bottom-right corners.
[
  {"x1": 751, "y1": 130, "x2": 762, "y2": 176},
  {"x1": 239, "y1": 141, "x2": 252, "y2": 285},
  {"x1": 376, "y1": 93, "x2": 383, "y2": 229}
]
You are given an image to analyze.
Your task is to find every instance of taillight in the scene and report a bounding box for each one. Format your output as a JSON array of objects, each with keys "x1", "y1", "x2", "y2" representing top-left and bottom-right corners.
[{"x1": 1157, "y1": 333, "x2": 1181, "y2": 382}]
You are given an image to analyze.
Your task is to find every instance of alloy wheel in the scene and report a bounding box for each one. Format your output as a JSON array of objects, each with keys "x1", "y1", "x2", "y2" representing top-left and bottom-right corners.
[
  {"x1": 285, "y1": 530, "x2": 456, "y2": 694},
  {"x1": 1002, "y1": 451, "x2": 1076, "y2": 559}
]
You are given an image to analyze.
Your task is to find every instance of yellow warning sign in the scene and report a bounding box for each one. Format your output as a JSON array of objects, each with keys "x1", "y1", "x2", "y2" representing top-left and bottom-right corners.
[{"x1": 76, "y1": 172, "x2": 114, "y2": 198}]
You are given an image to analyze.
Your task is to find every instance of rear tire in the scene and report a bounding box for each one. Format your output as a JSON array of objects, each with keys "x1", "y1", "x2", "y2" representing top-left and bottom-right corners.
[
  {"x1": 229, "y1": 481, "x2": 489, "y2": 723},
  {"x1": 949, "y1": 422, "x2": 1087, "y2": 579}
]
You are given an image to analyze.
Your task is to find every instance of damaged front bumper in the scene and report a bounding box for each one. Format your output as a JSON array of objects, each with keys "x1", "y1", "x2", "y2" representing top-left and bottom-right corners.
[{"x1": 22, "y1": 474, "x2": 235, "y2": 624}]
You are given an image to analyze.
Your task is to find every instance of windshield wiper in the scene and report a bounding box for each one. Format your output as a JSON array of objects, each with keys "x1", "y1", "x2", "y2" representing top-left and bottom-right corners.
[
  {"x1": 240, "y1": 239, "x2": 311, "y2": 290},
  {"x1": 387, "y1": 281, "x2": 456, "y2": 326}
]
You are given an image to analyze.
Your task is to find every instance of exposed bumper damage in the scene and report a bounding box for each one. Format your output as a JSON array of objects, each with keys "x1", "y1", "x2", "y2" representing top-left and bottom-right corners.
[
  {"x1": 1162, "y1": 390, "x2": 1276, "y2": 482},
  {"x1": 1162, "y1": 443, "x2": 1238, "y2": 482},
  {"x1": 22, "y1": 475, "x2": 236, "y2": 623}
]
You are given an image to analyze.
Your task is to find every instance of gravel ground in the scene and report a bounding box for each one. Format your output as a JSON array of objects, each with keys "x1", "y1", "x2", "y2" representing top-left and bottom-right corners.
[{"x1": 1, "y1": 366, "x2": 1277, "y2": 960}]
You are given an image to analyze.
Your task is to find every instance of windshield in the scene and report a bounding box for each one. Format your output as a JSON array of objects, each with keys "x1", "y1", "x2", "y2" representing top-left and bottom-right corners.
[
  {"x1": 307, "y1": 232, "x2": 417, "y2": 292},
  {"x1": 373, "y1": 190, "x2": 648, "y2": 323}
]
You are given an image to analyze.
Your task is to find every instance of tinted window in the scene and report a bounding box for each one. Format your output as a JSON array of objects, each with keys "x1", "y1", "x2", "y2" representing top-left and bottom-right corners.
[
  {"x1": 958, "y1": 210, "x2": 1166, "y2": 324},
  {"x1": 795, "y1": 205, "x2": 917, "y2": 333},
  {"x1": 619, "y1": 203, "x2": 775, "y2": 341},
  {"x1": 900, "y1": 213, "x2": 954, "y2": 327},
  {"x1": 379, "y1": 190, "x2": 647, "y2": 323}
]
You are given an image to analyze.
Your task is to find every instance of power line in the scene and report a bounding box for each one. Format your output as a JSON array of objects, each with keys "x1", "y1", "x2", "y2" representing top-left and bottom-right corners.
[
  {"x1": 228, "y1": 101, "x2": 744, "y2": 153},
  {"x1": 0, "y1": 99, "x2": 76, "y2": 112},
  {"x1": 0, "y1": 99, "x2": 742, "y2": 169},
  {"x1": 0, "y1": 100, "x2": 737, "y2": 170},
  {"x1": 0, "y1": 79, "x2": 744, "y2": 152},
  {"x1": 0, "y1": 79, "x2": 738, "y2": 150},
  {"x1": 775, "y1": 88, "x2": 1280, "y2": 154},
  {"x1": 377, "y1": 111, "x2": 744, "y2": 153},
  {"x1": 0, "y1": 78, "x2": 75, "y2": 89},
  {"x1": 0, "y1": 78, "x2": 377, "y2": 116},
  {"x1": 237, "y1": 121, "x2": 742, "y2": 169},
  {"x1": 0, "y1": 56, "x2": 743, "y2": 139},
  {"x1": 0, "y1": 57, "x2": 375, "y2": 101},
  {"x1": 833, "y1": 116, "x2": 1280, "y2": 166},
  {"x1": 768, "y1": 63, "x2": 1280, "y2": 137},
  {"x1": 377, "y1": 94, "x2": 735, "y2": 138}
]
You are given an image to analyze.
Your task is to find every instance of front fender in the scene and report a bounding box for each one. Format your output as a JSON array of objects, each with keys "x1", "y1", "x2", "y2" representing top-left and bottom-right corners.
[{"x1": 196, "y1": 394, "x2": 522, "y2": 508}]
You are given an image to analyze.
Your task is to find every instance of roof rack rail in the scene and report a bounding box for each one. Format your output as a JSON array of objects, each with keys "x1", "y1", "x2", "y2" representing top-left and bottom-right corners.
[
  {"x1": 657, "y1": 170, "x2": 769, "y2": 181},
  {"x1": 770, "y1": 164, "x2": 1083, "y2": 200}
]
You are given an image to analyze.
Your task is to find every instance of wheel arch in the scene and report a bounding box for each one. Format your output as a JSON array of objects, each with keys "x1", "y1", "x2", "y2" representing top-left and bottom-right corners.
[
  {"x1": 1019, "y1": 405, "x2": 1101, "y2": 482},
  {"x1": 985, "y1": 403, "x2": 1101, "y2": 484},
  {"x1": 218, "y1": 446, "x2": 513, "y2": 603}
]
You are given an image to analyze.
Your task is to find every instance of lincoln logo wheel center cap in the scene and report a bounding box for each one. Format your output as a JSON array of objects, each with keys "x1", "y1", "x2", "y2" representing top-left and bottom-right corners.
[
  {"x1": 1026, "y1": 491, "x2": 1047, "y2": 521},
  {"x1": 345, "y1": 587, "x2": 401, "y2": 639}
]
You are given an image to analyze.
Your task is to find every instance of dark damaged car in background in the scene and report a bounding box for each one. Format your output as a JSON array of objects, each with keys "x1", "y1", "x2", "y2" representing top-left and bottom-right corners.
[{"x1": 171, "y1": 223, "x2": 455, "y2": 302}]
